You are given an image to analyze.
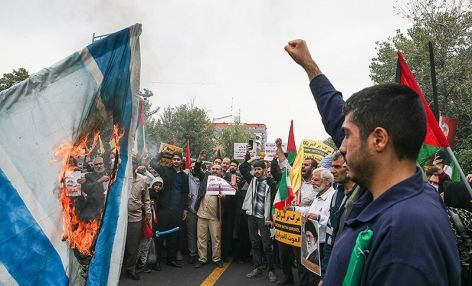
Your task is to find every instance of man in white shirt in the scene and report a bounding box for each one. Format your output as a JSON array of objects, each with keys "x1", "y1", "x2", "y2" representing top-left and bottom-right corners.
[
  {"x1": 292, "y1": 167, "x2": 335, "y2": 246},
  {"x1": 275, "y1": 138, "x2": 318, "y2": 207},
  {"x1": 286, "y1": 167, "x2": 335, "y2": 286}
]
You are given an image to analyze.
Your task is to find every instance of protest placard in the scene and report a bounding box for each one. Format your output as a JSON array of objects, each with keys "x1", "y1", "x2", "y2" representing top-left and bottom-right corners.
[
  {"x1": 159, "y1": 143, "x2": 183, "y2": 167},
  {"x1": 64, "y1": 171, "x2": 83, "y2": 197},
  {"x1": 274, "y1": 209, "x2": 302, "y2": 247},
  {"x1": 206, "y1": 175, "x2": 236, "y2": 195},
  {"x1": 233, "y1": 142, "x2": 256, "y2": 160},
  {"x1": 301, "y1": 219, "x2": 321, "y2": 275},
  {"x1": 263, "y1": 142, "x2": 287, "y2": 161}
]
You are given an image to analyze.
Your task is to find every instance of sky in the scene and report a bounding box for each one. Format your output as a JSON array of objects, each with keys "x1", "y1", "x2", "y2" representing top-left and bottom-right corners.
[{"x1": 0, "y1": 0, "x2": 412, "y2": 145}]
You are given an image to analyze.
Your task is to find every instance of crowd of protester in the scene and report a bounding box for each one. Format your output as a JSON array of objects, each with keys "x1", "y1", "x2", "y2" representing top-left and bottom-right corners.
[{"x1": 109, "y1": 38, "x2": 472, "y2": 285}]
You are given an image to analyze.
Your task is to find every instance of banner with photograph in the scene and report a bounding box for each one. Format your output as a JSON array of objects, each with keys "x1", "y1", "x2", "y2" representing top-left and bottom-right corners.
[
  {"x1": 206, "y1": 175, "x2": 236, "y2": 195},
  {"x1": 274, "y1": 209, "x2": 302, "y2": 247},
  {"x1": 301, "y1": 219, "x2": 321, "y2": 275},
  {"x1": 159, "y1": 143, "x2": 183, "y2": 167}
]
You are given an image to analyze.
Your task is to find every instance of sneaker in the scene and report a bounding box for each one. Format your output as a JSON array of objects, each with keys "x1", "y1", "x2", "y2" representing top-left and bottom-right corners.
[
  {"x1": 151, "y1": 262, "x2": 162, "y2": 271},
  {"x1": 126, "y1": 270, "x2": 140, "y2": 280},
  {"x1": 187, "y1": 255, "x2": 197, "y2": 264},
  {"x1": 268, "y1": 271, "x2": 277, "y2": 283},
  {"x1": 194, "y1": 261, "x2": 206, "y2": 268},
  {"x1": 215, "y1": 260, "x2": 224, "y2": 268},
  {"x1": 136, "y1": 264, "x2": 151, "y2": 273},
  {"x1": 246, "y1": 268, "x2": 262, "y2": 278},
  {"x1": 166, "y1": 260, "x2": 183, "y2": 268}
]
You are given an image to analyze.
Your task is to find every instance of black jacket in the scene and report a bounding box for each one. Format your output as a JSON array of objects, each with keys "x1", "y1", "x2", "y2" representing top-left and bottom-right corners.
[{"x1": 150, "y1": 160, "x2": 189, "y2": 214}]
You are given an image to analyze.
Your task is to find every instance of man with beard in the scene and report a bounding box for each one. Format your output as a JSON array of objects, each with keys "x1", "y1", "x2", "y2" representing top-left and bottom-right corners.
[
  {"x1": 285, "y1": 39, "x2": 460, "y2": 285},
  {"x1": 276, "y1": 138, "x2": 318, "y2": 206},
  {"x1": 319, "y1": 151, "x2": 362, "y2": 284},
  {"x1": 240, "y1": 149, "x2": 278, "y2": 283},
  {"x1": 274, "y1": 138, "x2": 318, "y2": 285},
  {"x1": 150, "y1": 153, "x2": 189, "y2": 269},
  {"x1": 287, "y1": 167, "x2": 335, "y2": 286},
  {"x1": 193, "y1": 150, "x2": 225, "y2": 268},
  {"x1": 186, "y1": 162, "x2": 201, "y2": 264},
  {"x1": 74, "y1": 156, "x2": 109, "y2": 277},
  {"x1": 221, "y1": 157, "x2": 231, "y2": 174},
  {"x1": 221, "y1": 159, "x2": 241, "y2": 262}
]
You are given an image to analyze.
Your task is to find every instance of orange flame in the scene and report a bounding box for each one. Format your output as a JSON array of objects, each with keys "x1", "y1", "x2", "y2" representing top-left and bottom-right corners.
[{"x1": 55, "y1": 125, "x2": 122, "y2": 256}]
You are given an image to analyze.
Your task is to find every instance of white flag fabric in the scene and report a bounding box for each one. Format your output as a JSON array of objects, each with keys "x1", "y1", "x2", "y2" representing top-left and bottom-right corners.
[{"x1": 0, "y1": 24, "x2": 141, "y2": 285}]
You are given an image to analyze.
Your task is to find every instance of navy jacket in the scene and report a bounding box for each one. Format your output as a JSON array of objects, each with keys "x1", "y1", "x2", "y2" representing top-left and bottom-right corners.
[{"x1": 310, "y1": 74, "x2": 460, "y2": 285}]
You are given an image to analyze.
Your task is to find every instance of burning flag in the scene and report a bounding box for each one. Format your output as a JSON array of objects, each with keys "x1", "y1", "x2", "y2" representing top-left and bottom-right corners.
[{"x1": 0, "y1": 24, "x2": 142, "y2": 286}]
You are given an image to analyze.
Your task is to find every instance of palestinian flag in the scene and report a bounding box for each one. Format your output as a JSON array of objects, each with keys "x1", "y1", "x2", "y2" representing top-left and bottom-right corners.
[
  {"x1": 273, "y1": 168, "x2": 294, "y2": 210},
  {"x1": 397, "y1": 51, "x2": 449, "y2": 165},
  {"x1": 287, "y1": 120, "x2": 297, "y2": 165}
]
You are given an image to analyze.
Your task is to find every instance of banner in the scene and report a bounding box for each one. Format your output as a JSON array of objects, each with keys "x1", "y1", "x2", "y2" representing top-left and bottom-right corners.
[
  {"x1": 233, "y1": 143, "x2": 255, "y2": 160},
  {"x1": 159, "y1": 143, "x2": 184, "y2": 167},
  {"x1": 206, "y1": 175, "x2": 236, "y2": 195},
  {"x1": 0, "y1": 24, "x2": 141, "y2": 286},
  {"x1": 301, "y1": 139, "x2": 334, "y2": 163},
  {"x1": 301, "y1": 219, "x2": 321, "y2": 275},
  {"x1": 263, "y1": 142, "x2": 287, "y2": 161},
  {"x1": 274, "y1": 209, "x2": 302, "y2": 247}
]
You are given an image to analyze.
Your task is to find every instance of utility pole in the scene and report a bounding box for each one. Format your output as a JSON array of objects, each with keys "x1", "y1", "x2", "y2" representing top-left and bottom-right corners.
[{"x1": 428, "y1": 42, "x2": 439, "y2": 121}]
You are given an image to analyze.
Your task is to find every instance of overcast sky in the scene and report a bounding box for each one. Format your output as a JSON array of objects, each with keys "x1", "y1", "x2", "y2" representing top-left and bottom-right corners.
[{"x1": 1, "y1": 0, "x2": 411, "y2": 145}]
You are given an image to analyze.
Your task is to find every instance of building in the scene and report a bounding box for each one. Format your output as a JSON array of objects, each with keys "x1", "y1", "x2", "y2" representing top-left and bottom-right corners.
[{"x1": 213, "y1": 122, "x2": 268, "y2": 148}]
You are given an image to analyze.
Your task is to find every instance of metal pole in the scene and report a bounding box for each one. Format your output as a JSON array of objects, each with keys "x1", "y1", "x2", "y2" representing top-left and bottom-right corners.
[
  {"x1": 446, "y1": 147, "x2": 472, "y2": 198},
  {"x1": 428, "y1": 42, "x2": 439, "y2": 121},
  {"x1": 395, "y1": 58, "x2": 401, "y2": 83}
]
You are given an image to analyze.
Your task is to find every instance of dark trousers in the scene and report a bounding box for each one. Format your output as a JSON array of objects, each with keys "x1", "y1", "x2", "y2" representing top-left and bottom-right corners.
[
  {"x1": 186, "y1": 211, "x2": 198, "y2": 257},
  {"x1": 299, "y1": 243, "x2": 324, "y2": 286},
  {"x1": 278, "y1": 241, "x2": 300, "y2": 279},
  {"x1": 124, "y1": 221, "x2": 142, "y2": 272},
  {"x1": 221, "y1": 205, "x2": 236, "y2": 259},
  {"x1": 234, "y1": 212, "x2": 251, "y2": 261},
  {"x1": 155, "y1": 209, "x2": 181, "y2": 263},
  {"x1": 248, "y1": 215, "x2": 274, "y2": 271}
]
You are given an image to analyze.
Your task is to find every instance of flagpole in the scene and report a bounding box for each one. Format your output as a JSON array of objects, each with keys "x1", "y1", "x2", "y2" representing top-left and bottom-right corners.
[{"x1": 446, "y1": 147, "x2": 472, "y2": 197}]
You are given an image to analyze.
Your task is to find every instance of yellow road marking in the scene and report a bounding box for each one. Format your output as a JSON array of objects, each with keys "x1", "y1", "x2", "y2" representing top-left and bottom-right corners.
[{"x1": 200, "y1": 259, "x2": 232, "y2": 286}]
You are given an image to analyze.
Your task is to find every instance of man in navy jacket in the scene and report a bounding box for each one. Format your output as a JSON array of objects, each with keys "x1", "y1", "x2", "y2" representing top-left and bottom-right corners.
[{"x1": 284, "y1": 39, "x2": 460, "y2": 286}]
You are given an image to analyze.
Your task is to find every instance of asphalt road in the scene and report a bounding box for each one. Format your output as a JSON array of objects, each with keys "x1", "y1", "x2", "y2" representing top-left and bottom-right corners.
[{"x1": 119, "y1": 258, "x2": 300, "y2": 286}]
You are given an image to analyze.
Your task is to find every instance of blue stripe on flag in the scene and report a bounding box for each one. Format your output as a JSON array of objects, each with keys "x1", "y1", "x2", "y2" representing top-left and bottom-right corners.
[
  {"x1": 0, "y1": 169, "x2": 67, "y2": 286},
  {"x1": 86, "y1": 27, "x2": 133, "y2": 286}
]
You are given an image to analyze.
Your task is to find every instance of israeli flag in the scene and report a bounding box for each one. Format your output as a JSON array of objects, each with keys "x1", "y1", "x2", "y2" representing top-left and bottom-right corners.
[{"x1": 0, "y1": 24, "x2": 141, "y2": 285}]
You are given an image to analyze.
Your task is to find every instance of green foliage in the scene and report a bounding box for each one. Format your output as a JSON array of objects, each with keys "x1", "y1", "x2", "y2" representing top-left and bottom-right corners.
[
  {"x1": 369, "y1": 0, "x2": 472, "y2": 171},
  {"x1": 0, "y1": 68, "x2": 29, "y2": 91},
  {"x1": 146, "y1": 102, "x2": 216, "y2": 157},
  {"x1": 217, "y1": 120, "x2": 250, "y2": 158}
]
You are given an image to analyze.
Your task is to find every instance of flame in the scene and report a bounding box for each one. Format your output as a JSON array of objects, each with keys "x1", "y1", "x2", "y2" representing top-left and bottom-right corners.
[{"x1": 55, "y1": 124, "x2": 123, "y2": 257}]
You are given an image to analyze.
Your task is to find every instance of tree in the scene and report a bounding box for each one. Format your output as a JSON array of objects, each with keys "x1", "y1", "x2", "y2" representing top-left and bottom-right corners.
[
  {"x1": 369, "y1": 0, "x2": 472, "y2": 172},
  {"x1": 217, "y1": 120, "x2": 251, "y2": 158},
  {"x1": 146, "y1": 102, "x2": 216, "y2": 158},
  {"x1": 0, "y1": 68, "x2": 29, "y2": 91}
]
